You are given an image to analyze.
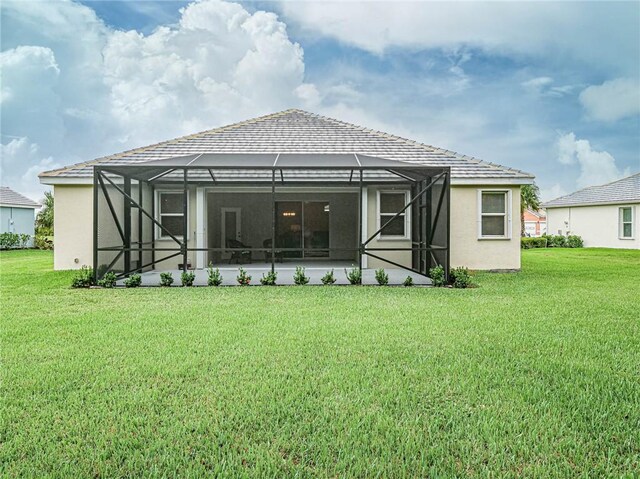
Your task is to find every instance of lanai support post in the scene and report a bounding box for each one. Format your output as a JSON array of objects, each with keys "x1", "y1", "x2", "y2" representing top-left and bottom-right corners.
[
  {"x1": 271, "y1": 169, "x2": 276, "y2": 274},
  {"x1": 358, "y1": 169, "x2": 364, "y2": 273},
  {"x1": 93, "y1": 166, "x2": 99, "y2": 283},
  {"x1": 182, "y1": 168, "x2": 188, "y2": 273},
  {"x1": 123, "y1": 176, "x2": 131, "y2": 276}
]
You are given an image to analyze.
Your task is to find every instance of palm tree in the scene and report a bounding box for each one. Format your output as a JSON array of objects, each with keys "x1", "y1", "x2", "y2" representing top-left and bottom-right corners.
[
  {"x1": 35, "y1": 191, "x2": 54, "y2": 236},
  {"x1": 521, "y1": 183, "x2": 541, "y2": 236}
]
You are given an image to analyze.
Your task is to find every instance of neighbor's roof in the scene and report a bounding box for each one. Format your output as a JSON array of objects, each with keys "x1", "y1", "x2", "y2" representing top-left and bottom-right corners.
[
  {"x1": 543, "y1": 173, "x2": 640, "y2": 208},
  {"x1": 39, "y1": 109, "x2": 534, "y2": 185},
  {"x1": 0, "y1": 186, "x2": 40, "y2": 208}
]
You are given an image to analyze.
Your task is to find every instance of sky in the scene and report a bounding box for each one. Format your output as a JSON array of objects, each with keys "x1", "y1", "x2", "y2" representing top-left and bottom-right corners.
[{"x1": 1, "y1": 0, "x2": 639, "y2": 202}]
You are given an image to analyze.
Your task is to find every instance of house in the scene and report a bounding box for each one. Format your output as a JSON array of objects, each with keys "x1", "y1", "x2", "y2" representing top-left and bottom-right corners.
[
  {"x1": 39, "y1": 109, "x2": 534, "y2": 281},
  {"x1": 523, "y1": 209, "x2": 546, "y2": 237},
  {"x1": 544, "y1": 173, "x2": 639, "y2": 249},
  {"x1": 0, "y1": 186, "x2": 40, "y2": 244}
]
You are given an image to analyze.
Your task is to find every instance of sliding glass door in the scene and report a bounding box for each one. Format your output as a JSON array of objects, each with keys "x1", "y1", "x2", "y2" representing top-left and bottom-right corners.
[{"x1": 276, "y1": 201, "x2": 329, "y2": 258}]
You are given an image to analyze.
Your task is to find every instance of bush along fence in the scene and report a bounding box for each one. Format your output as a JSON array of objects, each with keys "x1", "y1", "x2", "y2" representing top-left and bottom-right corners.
[
  {"x1": 521, "y1": 234, "x2": 584, "y2": 249},
  {"x1": 72, "y1": 265, "x2": 473, "y2": 288},
  {"x1": 0, "y1": 233, "x2": 33, "y2": 250}
]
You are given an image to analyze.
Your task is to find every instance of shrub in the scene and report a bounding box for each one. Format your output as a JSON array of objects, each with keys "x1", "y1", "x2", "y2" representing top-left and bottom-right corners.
[
  {"x1": 181, "y1": 271, "x2": 196, "y2": 287},
  {"x1": 428, "y1": 264, "x2": 446, "y2": 287},
  {"x1": 236, "y1": 267, "x2": 251, "y2": 286},
  {"x1": 521, "y1": 237, "x2": 547, "y2": 249},
  {"x1": 0, "y1": 232, "x2": 20, "y2": 249},
  {"x1": 566, "y1": 235, "x2": 584, "y2": 248},
  {"x1": 207, "y1": 266, "x2": 223, "y2": 286},
  {"x1": 71, "y1": 265, "x2": 94, "y2": 288},
  {"x1": 543, "y1": 234, "x2": 567, "y2": 248},
  {"x1": 123, "y1": 273, "x2": 142, "y2": 288},
  {"x1": 19, "y1": 234, "x2": 31, "y2": 248},
  {"x1": 97, "y1": 271, "x2": 117, "y2": 288},
  {"x1": 34, "y1": 235, "x2": 53, "y2": 250},
  {"x1": 345, "y1": 267, "x2": 362, "y2": 285},
  {"x1": 160, "y1": 272, "x2": 174, "y2": 287},
  {"x1": 293, "y1": 266, "x2": 309, "y2": 285},
  {"x1": 321, "y1": 269, "x2": 336, "y2": 285},
  {"x1": 450, "y1": 266, "x2": 472, "y2": 289},
  {"x1": 374, "y1": 268, "x2": 389, "y2": 286},
  {"x1": 403, "y1": 275, "x2": 414, "y2": 287},
  {"x1": 260, "y1": 270, "x2": 278, "y2": 286}
]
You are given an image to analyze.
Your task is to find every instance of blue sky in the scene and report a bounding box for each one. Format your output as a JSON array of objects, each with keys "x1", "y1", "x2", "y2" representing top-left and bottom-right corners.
[{"x1": 1, "y1": 0, "x2": 639, "y2": 200}]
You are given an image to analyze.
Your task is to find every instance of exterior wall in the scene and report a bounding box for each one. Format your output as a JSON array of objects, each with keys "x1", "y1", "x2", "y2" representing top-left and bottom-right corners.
[
  {"x1": 1, "y1": 206, "x2": 36, "y2": 237},
  {"x1": 449, "y1": 185, "x2": 522, "y2": 270},
  {"x1": 523, "y1": 210, "x2": 546, "y2": 237},
  {"x1": 53, "y1": 185, "x2": 93, "y2": 270},
  {"x1": 546, "y1": 203, "x2": 640, "y2": 249}
]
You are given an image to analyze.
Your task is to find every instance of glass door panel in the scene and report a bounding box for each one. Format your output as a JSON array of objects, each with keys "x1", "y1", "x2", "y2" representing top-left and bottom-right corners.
[
  {"x1": 304, "y1": 201, "x2": 330, "y2": 257},
  {"x1": 276, "y1": 202, "x2": 302, "y2": 258}
]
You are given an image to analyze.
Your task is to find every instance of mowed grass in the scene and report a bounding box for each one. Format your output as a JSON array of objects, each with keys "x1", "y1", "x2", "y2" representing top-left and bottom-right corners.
[{"x1": 1, "y1": 249, "x2": 639, "y2": 477}]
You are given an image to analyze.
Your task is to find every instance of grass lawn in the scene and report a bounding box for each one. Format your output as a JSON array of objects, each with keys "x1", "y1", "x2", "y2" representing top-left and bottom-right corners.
[{"x1": 1, "y1": 249, "x2": 639, "y2": 477}]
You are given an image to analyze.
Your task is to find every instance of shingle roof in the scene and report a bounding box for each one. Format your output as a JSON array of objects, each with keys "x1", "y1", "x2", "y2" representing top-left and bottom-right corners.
[
  {"x1": 0, "y1": 187, "x2": 40, "y2": 208},
  {"x1": 39, "y1": 109, "x2": 533, "y2": 183},
  {"x1": 543, "y1": 173, "x2": 640, "y2": 208}
]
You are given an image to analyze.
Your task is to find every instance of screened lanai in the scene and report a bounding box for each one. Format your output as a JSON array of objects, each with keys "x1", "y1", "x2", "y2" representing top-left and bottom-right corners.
[{"x1": 93, "y1": 153, "x2": 450, "y2": 284}]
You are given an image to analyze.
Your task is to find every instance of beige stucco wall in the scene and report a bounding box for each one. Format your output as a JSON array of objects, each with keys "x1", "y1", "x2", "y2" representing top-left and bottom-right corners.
[
  {"x1": 546, "y1": 203, "x2": 639, "y2": 249},
  {"x1": 449, "y1": 186, "x2": 522, "y2": 270},
  {"x1": 53, "y1": 185, "x2": 93, "y2": 270}
]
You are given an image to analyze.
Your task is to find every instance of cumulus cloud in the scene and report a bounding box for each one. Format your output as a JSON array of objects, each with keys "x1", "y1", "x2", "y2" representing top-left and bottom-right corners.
[
  {"x1": 0, "y1": 0, "x2": 317, "y2": 200},
  {"x1": 579, "y1": 78, "x2": 640, "y2": 122},
  {"x1": 556, "y1": 133, "x2": 630, "y2": 188},
  {"x1": 521, "y1": 76, "x2": 575, "y2": 97},
  {"x1": 1, "y1": 138, "x2": 60, "y2": 201}
]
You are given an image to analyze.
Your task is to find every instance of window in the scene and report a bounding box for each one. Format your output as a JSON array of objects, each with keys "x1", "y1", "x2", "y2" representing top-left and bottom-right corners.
[
  {"x1": 157, "y1": 191, "x2": 186, "y2": 239},
  {"x1": 478, "y1": 190, "x2": 511, "y2": 239},
  {"x1": 377, "y1": 191, "x2": 410, "y2": 239},
  {"x1": 619, "y1": 207, "x2": 634, "y2": 239}
]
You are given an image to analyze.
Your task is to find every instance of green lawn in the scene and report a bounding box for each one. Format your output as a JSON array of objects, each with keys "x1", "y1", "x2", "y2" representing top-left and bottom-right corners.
[{"x1": 1, "y1": 249, "x2": 639, "y2": 477}]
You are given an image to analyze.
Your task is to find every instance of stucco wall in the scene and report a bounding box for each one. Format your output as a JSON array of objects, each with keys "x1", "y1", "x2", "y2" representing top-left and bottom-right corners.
[
  {"x1": 546, "y1": 203, "x2": 639, "y2": 249},
  {"x1": 53, "y1": 185, "x2": 93, "y2": 270},
  {"x1": 449, "y1": 186, "x2": 522, "y2": 270}
]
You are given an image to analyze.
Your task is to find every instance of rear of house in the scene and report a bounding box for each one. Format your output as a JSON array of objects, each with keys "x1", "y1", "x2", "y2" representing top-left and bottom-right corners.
[
  {"x1": 544, "y1": 173, "x2": 640, "y2": 249},
  {"x1": 39, "y1": 110, "x2": 533, "y2": 278}
]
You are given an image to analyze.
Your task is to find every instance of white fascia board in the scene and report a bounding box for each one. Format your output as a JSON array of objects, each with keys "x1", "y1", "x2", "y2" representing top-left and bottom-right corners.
[
  {"x1": 0, "y1": 203, "x2": 39, "y2": 209},
  {"x1": 39, "y1": 176, "x2": 93, "y2": 185},
  {"x1": 450, "y1": 177, "x2": 534, "y2": 186}
]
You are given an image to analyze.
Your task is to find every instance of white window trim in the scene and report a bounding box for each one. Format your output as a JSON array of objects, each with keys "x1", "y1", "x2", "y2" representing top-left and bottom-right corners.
[
  {"x1": 618, "y1": 206, "x2": 634, "y2": 240},
  {"x1": 155, "y1": 189, "x2": 189, "y2": 240},
  {"x1": 376, "y1": 190, "x2": 411, "y2": 241},
  {"x1": 477, "y1": 189, "x2": 512, "y2": 240}
]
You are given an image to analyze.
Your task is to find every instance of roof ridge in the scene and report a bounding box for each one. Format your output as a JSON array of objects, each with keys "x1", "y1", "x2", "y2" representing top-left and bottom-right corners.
[{"x1": 39, "y1": 109, "x2": 298, "y2": 177}]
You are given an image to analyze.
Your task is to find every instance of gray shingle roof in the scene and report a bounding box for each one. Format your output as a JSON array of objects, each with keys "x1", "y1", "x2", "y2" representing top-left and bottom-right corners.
[
  {"x1": 0, "y1": 187, "x2": 40, "y2": 208},
  {"x1": 543, "y1": 173, "x2": 640, "y2": 208},
  {"x1": 39, "y1": 109, "x2": 533, "y2": 182}
]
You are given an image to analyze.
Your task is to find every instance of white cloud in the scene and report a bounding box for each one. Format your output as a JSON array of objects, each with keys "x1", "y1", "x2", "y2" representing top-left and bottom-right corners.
[
  {"x1": 280, "y1": 1, "x2": 639, "y2": 75},
  {"x1": 555, "y1": 133, "x2": 630, "y2": 188},
  {"x1": 540, "y1": 183, "x2": 568, "y2": 203},
  {"x1": 1, "y1": 0, "x2": 317, "y2": 198},
  {"x1": 579, "y1": 78, "x2": 640, "y2": 122}
]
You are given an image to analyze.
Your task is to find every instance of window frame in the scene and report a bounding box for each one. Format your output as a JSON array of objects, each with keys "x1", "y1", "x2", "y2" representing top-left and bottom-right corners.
[
  {"x1": 618, "y1": 206, "x2": 634, "y2": 240},
  {"x1": 376, "y1": 190, "x2": 411, "y2": 240},
  {"x1": 477, "y1": 189, "x2": 512, "y2": 240},
  {"x1": 155, "y1": 189, "x2": 189, "y2": 241}
]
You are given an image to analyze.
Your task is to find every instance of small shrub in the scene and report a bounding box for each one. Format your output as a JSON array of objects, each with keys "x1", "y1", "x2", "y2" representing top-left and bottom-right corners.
[
  {"x1": 19, "y1": 234, "x2": 31, "y2": 248},
  {"x1": 566, "y1": 235, "x2": 584, "y2": 248},
  {"x1": 403, "y1": 275, "x2": 414, "y2": 287},
  {"x1": 345, "y1": 267, "x2": 362, "y2": 285},
  {"x1": 0, "y1": 232, "x2": 20, "y2": 249},
  {"x1": 207, "y1": 265, "x2": 223, "y2": 286},
  {"x1": 428, "y1": 264, "x2": 446, "y2": 287},
  {"x1": 71, "y1": 265, "x2": 94, "y2": 288},
  {"x1": 374, "y1": 268, "x2": 389, "y2": 286},
  {"x1": 450, "y1": 266, "x2": 472, "y2": 289},
  {"x1": 160, "y1": 271, "x2": 174, "y2": 287},
  {"x1": 293, "y1": 266, "x2": 309, "y2": 285},
  {"x1": 97, "y1": 271, "x2": 117, "y2": 288},
  {"x1": 123, "y1": 273, "x2": 142, "y2": 288},
  {"x1": 544, "y1": 234, "x2": 567, "y2": 248},
  {"x1": 181, "y1": 271, "x2": 196, "y2": 287},
  {"x1": 521, "y1": 237, "x2": 547, "y2": 249},
  {"x1": 260, "y1": 270, "x2": 278, "y2": 285},
  {"x1": 236, "y1": 267, "x2": 251, "y2": 286},
  {"x1": 34, "y1": 235, "x2": 53, "y2": 250},
  {"x1": 321, "y1": 269, "x2": 336, "y2": 285}
]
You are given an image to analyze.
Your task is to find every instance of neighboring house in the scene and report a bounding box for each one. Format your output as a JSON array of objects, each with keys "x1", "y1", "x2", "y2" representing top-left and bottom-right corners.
[
  {"x1": 39, "y1": 109, "x2": 534, "y2": 276},
  {"x1": 544, "y1": 173, "x2": 640, "y2": 249},
  {"x1": 0, "y1": 186, "x2": 40, "y2": 243},
  {"x1": 523, "y1": 209, "x2": 546, "y2": 237}
]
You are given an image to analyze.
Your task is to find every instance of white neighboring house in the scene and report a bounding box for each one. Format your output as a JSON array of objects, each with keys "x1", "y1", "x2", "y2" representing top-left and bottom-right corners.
[{"x1": 544, "y1": 173, "x2": 640, "y2": 249}]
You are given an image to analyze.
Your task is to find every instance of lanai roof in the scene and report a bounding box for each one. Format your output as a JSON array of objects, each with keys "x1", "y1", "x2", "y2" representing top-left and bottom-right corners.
[{"x1": 40, "y1": 109, "x2": 534, "y2": 185}]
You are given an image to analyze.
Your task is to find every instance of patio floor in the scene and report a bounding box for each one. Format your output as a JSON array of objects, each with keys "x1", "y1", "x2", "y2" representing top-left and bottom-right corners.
[{"x1": 121, "y1": 261, "x2": 432, "y2": 286}]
